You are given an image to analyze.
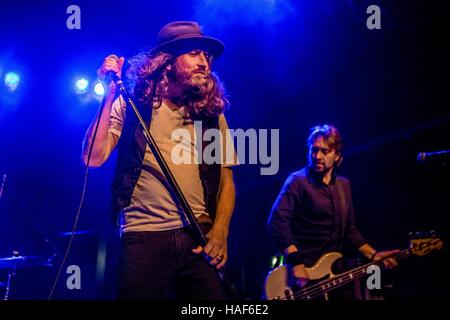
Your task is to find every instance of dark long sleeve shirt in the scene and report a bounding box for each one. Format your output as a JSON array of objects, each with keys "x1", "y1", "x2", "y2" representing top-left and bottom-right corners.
[{"x1": 267, "y1": 167, "x2": 367, "y2": 267}]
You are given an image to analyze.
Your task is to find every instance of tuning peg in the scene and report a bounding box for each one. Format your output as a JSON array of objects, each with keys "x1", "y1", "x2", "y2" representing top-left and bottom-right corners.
[
  {"x1": 409, "y1": 230, "x2": 439, "y2": 240},
  {"x1": 409, "y1": 231, "x2": 422, "y2": 239}
]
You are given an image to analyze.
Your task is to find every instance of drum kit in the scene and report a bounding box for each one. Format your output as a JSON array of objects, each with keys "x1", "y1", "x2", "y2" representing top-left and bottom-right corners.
[
  {"x1": 0, "y1": 173, "x2": 98, "y2": 299},
  {"x1": 0, "y1": 174, "x2": 53, "y2": 299},
  {"x1": 0, "y1": 253, "x2": 53, "y2": 300}
]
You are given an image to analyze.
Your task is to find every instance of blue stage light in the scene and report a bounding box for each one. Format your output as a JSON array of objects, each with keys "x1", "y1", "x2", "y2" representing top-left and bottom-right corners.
[
  {"x1": 75, "y1": 78, "x2": 89, "y2": 94},
  {"x1": 4, "y1": 72, "x2": 20, "y2": 91},
  {"x1": 93, "y1": 81, "x2": 105, "y2": 96}
]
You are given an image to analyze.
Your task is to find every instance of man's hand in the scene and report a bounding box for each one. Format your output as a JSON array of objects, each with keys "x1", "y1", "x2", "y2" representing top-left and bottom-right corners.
[
  {"x1": 192, "y1": 227, "x2": 228, "y2": 269},
  {"x1": 291, "y1": 264, "x2": 309, "y2": 288},
  {"x1": 373, "y1": 250, "x2": 399, "y2": 269},
  {"x1": 97, "y1": 54, "x2": 125, "y2": 100}
]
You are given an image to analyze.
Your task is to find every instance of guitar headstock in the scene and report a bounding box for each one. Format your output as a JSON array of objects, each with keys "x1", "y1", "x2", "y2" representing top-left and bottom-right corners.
[{"x1": 409, "y1": 231, "x2": 443, "y2": 256}]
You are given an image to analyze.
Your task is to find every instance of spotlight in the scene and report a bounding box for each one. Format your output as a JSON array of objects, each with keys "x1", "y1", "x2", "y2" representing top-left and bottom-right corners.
[
  {"x1": 75, "y1": 78, "x2": 89, "y2": 94},
  {"x1": 93, "y1": 81, "x2": 105, "y2": 96},
  {"x1": 4, "y1": 72, "x2": 20, "y2": 91}
]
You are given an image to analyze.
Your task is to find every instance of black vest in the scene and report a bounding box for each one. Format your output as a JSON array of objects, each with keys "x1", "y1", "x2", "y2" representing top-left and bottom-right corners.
[{"x1": 111, "y1": 102, "x2": 221, "y2": 225}]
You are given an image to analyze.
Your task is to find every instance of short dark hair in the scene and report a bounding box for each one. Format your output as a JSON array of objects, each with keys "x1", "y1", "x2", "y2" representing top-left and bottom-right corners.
[{"x1": 307, "y1": 124, "x2": 343, "y2": 157}]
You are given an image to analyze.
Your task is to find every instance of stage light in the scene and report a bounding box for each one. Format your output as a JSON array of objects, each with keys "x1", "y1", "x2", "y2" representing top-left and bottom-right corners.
[
  {"x1": 93, "y1": 81, "x2": 105, "y2": 96},
  {"x1": 271, "y1": 256, "x2": 278, "y2": 268},
  {"x1": 4, "y1": 72, "x2": 20, "y2": 91},
  {"x1": 75, "y1": 78, "x2": 89, "y2": 94},
  {"x1": 270, "y1": 254, "x2": 284, "y2": 268}
]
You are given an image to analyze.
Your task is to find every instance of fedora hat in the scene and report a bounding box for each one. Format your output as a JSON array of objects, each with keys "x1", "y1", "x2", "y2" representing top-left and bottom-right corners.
[{"x1": 150, "y1": 21, "x2": 224, "y2": 58}]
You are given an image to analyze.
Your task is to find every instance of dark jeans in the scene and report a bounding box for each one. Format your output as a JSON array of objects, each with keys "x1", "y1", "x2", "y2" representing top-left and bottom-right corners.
[{"x1": 118, "y1": 224, "x2": 226, "y2": 300}]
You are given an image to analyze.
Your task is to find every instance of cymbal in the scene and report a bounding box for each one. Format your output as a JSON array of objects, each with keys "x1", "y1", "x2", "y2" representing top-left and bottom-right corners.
[
  {"x1": 0, "y1": 256, "x2": 52, "y2": 270},
  {"x1": 58, "y1": 230, "x2": 95, "y2": 237}
]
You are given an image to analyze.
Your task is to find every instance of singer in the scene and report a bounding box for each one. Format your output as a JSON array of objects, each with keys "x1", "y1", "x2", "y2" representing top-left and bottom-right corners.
[{"x1": 81, "y1": 21, "x2": 237, "y2": 299}]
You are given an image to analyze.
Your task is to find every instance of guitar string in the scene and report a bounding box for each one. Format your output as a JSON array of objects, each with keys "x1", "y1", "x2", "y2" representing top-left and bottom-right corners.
[
  {"x1": 291, "y1": 250, "x2": 411, "y2": 300},
  {"x1": 282, "y1": 249, "x2": 411, "y2": 300},
  {"x1": 289, "y1": 251, "x2": 409, "y2": 300}
]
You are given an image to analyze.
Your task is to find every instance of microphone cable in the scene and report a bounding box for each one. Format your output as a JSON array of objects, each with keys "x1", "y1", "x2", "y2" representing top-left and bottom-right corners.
[{"x1": 48, "y1": 94, "x2": 107, "y2": 300}]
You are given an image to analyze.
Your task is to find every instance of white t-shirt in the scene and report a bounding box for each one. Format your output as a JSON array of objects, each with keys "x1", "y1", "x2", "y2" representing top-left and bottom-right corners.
[{"x1": 108, "y1": 96, "x2": 236, "y2": 233}]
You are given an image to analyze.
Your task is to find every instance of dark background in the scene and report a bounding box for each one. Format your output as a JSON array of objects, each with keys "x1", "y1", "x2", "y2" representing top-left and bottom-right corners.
[{"x1": 0, "y1": 0, "x2": 449, "y2": 300}]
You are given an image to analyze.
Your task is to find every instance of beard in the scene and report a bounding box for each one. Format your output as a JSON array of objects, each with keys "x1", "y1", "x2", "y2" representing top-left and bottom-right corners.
[
  {"x1": 165, "y1": 62, "x2": 224, "y2": 118},
  {"x1": 171, "y1": 64, "x2": 210, "y2": 99}
]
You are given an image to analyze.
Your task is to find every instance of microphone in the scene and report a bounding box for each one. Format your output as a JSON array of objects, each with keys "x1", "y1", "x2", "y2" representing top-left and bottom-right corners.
[
  {"x1": 417, "y1": 149, "x2": 450, "y2": 164},
  {"x1": 104, "y1": 71, "x2": 121, "y2": 84}
]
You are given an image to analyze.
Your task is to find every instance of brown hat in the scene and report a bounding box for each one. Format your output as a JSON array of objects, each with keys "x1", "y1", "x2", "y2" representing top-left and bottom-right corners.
[{"x1": 150, "y1": 21, "x2": 224, "y2": 58}]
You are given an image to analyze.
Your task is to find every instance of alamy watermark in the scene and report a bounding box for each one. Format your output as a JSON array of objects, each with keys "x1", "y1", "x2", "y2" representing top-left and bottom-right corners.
[
  {"x1": 366, "y1": 5, "x2": 381, "y2": 30},
  {"x1": 366, "y1": 264, "x2": 381, "y2": 290},
  {"x1": 66, "y1": 5, "x2": 81, "y2": 30},
  {"x1": 66, "y1": 265, "x2": 81, "y2": 290},
  {"x1": 171, "y1": 121, "x2": 279, "y2": 175}
]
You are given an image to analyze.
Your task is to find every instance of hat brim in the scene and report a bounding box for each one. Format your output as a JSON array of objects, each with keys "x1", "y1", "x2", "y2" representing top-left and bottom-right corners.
[{"x1": 150, "y1": 36, "x2": 224, "y2": 59}]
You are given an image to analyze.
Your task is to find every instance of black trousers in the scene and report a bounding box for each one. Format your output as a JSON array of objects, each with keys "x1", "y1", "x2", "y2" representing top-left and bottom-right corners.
[{"x1": 118, "y1": 224, "x2": 226, "y2": 300}]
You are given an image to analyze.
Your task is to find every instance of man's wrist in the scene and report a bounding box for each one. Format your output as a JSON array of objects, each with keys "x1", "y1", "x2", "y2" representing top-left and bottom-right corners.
[{"x1": 285, "y1": 251, "x2": 302, "y2": 266}]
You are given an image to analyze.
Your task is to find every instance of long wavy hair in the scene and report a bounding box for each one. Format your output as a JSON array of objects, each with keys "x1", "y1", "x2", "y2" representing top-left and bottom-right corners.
[{"x1": 125, "y1": 51, "x2": 229, "y2": 118}]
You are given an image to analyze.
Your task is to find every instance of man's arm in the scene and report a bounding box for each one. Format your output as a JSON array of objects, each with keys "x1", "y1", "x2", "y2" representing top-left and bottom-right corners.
[
  {"x1": 82, "y1": 97, "x2": 118, "y2": 167},
  {"x1": 358, "y1": 243, "x2": 399, "y2": 269},
  {"x1": 207, "y1": 167, "x2": 236, "y2": 269},
  {"x1": 193, "y1": 167, "x2": 235, "y2": 269},
  {"x1": 358, "y1": 243, "x2": 378, "y2": 260},
  {"x1": 267, "y1": 173, "x2": 302, "y2": 253},
  {"x1": 267, "y1": 173, "x2": 310, "y2": 283},
  {"x1": 81, "y1": 55, "x2": 124, "y2": 167}
]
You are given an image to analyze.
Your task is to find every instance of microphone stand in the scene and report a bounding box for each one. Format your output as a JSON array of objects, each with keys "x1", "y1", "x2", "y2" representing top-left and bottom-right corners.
[{"x1": 109, "y1": 73, "x2": 240, "y2": 299}]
